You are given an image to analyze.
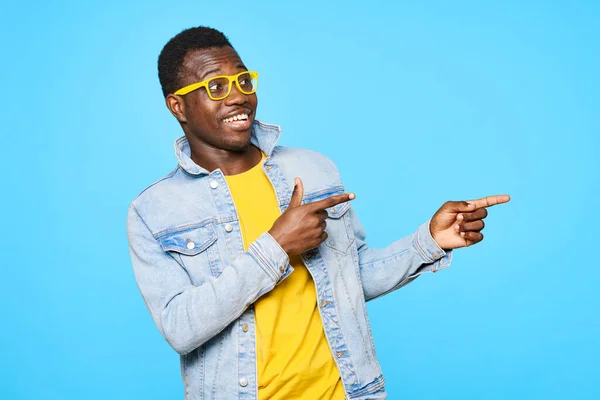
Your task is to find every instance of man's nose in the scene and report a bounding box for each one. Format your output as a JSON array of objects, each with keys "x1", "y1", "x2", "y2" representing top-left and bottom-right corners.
[{"x1": 224, "y1": 82, "x2": 247, "y2": 106}]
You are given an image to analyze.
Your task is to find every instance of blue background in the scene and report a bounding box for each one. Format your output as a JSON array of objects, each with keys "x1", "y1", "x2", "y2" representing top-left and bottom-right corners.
[{"x1": 1, "y1": 1, "x2": 598, "y2": 399}]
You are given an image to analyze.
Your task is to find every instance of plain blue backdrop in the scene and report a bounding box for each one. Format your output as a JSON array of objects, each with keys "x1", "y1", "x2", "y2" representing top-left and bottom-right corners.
[{"x1": 1, "y1": 1, "x2": 598, "y2": 399}]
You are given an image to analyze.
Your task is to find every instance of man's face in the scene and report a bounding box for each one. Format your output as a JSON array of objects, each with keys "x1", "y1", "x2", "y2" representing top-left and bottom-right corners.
[{"x1": 170, "y1": 46, "x2": 258, "y2": 152}]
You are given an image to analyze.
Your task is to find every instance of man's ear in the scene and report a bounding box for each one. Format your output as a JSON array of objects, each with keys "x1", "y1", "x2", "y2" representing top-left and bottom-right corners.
[{"x1": 166, "y1": 94, "x2": 187, "y2": 123}]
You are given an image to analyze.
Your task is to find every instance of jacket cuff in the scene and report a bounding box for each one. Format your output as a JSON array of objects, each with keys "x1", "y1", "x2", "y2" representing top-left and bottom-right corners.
[
  {"x1": 414, "y1": 220, "x2": 452, "y2": 272},
  {"x1": 248, "y1": 232, "x2": 290, "y2": 282}
]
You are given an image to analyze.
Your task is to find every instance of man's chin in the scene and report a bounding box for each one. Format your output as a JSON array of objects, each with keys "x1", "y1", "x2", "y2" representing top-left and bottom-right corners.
[
  {"x1": 222, "y1": 134, "x2": 253, "y2": 152},
  {"x1": 228, "y1": 142, "x2": 251, "y2": 152}
]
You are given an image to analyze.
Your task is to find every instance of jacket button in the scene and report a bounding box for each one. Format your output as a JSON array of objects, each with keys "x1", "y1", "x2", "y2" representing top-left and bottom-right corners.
[
  {"x1": 225, "y1": 223, "x2": 233, "y2": 232},
  {"x1": 242, "y1": 323, "x2": 249, "y2": 332},
  {"x1": 209, "y1": 180, "x2": 219, "y2": 189},
  {"x1": 239, "y1": 377, "x2": 248, "y2": 387},
  {"x1": 186, "y1": 241, "x2": 196, "y2": 250},
  {"x1": 279, "y1": 265, "x2": 285, "y2": 273}
]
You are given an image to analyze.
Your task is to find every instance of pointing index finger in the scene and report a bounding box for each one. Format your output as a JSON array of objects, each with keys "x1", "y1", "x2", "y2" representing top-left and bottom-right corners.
[
  {"x1": 468, "y1": 194, "x2": 511, "y2": 209},
  {"x1": 308, "y1": 192, "x2": 356, "y2": 211}
]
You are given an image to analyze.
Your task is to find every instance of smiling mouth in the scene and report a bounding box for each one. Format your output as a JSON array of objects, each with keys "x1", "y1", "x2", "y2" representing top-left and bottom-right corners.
[
  {"x1": 223, "y1": 112, "x2": 250, "y2": 124},
  {"x1": 221, "y1": 111, "x2": 253, "y2": 132}
]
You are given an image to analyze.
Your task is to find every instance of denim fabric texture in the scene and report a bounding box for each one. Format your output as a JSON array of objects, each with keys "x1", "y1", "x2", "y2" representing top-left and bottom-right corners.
[{"x1": 127, "y1": 120, "x2": 452, "y2": 399}]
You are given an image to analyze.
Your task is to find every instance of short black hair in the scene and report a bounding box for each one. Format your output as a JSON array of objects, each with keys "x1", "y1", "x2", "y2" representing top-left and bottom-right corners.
[{"x1": 158, "y1": 26, "x2": 233, "y2": 98}]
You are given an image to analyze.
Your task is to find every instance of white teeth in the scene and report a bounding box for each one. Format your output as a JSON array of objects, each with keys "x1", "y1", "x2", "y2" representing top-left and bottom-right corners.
[{"x1": 223, "y1": 113, "x2": 248, "y2": 123}]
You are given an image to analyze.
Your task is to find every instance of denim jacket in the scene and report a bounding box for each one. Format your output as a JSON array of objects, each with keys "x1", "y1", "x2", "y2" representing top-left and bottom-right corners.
[{"x1": 127, "y1": 120, "x2": 452, "y2": 399}]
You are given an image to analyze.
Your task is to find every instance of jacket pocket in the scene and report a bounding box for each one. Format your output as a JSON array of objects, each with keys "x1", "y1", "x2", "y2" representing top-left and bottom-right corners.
[
  {"x1": 302, "y1": 187, "x2": 354, "y2": 254},
  {"x1": 157, "y1": 223, "x2": 217, "y2": 255},
  {"x1": 324, "y1": 201, "x2": 354, "y2": 254},
  {"x1": 156, "y1": 222, "x2": 221, "y2": 278}
]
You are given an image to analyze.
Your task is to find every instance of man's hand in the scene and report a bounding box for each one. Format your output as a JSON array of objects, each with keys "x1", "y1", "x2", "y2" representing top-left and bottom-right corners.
[
  {"x1": 430, "y1": 195, "x2": 511, "y2": 250},
  {"x1": 269, "y1": 178, "x2": 355, "y2": 255}
]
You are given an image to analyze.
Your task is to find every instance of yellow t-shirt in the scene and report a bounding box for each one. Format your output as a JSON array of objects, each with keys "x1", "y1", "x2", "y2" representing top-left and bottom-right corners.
[{"x1": 224, "y1": 153, "x2": 345, "y2": 400}]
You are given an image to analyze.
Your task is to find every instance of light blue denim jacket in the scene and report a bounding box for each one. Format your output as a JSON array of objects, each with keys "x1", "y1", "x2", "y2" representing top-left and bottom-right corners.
[{"x1": 127, "y1": 121, "x2": 452, "y2": 399}]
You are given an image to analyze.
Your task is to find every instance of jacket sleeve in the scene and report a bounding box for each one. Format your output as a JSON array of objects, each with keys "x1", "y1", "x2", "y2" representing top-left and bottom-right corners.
[
  {"x1": 347, "y1": 206, "x2": 452, "y2": 301},
  {"x1": 126, "y1": 205, "x2": 289, "y2": 355}
]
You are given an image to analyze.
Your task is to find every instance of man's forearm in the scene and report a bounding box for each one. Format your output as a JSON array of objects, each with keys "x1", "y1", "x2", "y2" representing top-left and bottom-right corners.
[
  {"x1": 346, "y1": 207, "x2": 452, "y2": 301},
  {"x1": 128, "y1": 206, "x2": 289, "y2": 355}
]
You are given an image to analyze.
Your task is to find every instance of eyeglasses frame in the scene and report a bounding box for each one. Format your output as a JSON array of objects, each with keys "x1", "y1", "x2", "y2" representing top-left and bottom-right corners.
[{"x1": 173, "y1": 70, "x2": 259, "y2": 100}]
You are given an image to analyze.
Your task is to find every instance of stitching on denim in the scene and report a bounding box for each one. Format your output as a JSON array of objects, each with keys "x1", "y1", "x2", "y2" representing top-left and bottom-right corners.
[
  {"x1": 325, "y1": 218, "x2": 354, "y2": 254},
  {"x1": 248, "y1": 242, "x2": 277, "y2": 282},
  {"x1": 132, "y1": 167, "x2": 179, "y2": 201},
  {"x1": 220, "y1": 176, "x2": 245, "y2": 258},
  {"x1": 153, "y1": 218, "x2": 215, "y2": 238},
  {"x1": 251, "y1": 310, "x2": 259, "y2": 399},
  {"x1": 199, "y1": 345, "x2": 205, "y2": 400},
  {"x1": 360, "y1": 248, "x2": 410, "y2": 269},
  {"x1": 349, "y1": 375, "x2": 386, "y2": 398},
  {"x1": 312, "y1": 279, "x2": 348, "y2": 390},
  {"x1": 131, "y1": 204, "x2": 153, "y2": 234},
  {"x1": 322, "y1": 308, "x2": 341, "y2": 327},
  {"x1": 206, "y1": 238, "x2": 220, "y2": 278},
  {"x1": 236, "y1": 320, "x2": 241, "y2": 399},
  {"x1": 158, "y1": 225, "x2": 217, "y2": 256},
  {"x1": 344, "y1": 212, "x2": 376, "y2": 367},
  {"x1": 303, "y1": 185, "x2": 345, "y2": 200},
  {"x1": 175, "y1": 253, "x2": 195, "y2": 284},
  {"x1": 413, "y1": 227, "x2": 435, "y2": 263},
  {"x1": 255, "y1": 120, "x2": 281, "y2": 132},
  {"x1": 313, "y1": 255, "x2": 358, "y2": 382},
  {"x1": 277, "y1": 185, "x2": 345, "y2": 206},
  {"x1": 351, "y1": 242, "x2": 378, "y2": 363},
  {"x1": 334, "y1": 247, "x2": 373, "y2": 371},
  {"x1": 162, "y1": 236, "x2": 217, "y2": 256},
  {"x1": 211, "y1": 334, "x2": 225, "y2": 399}
]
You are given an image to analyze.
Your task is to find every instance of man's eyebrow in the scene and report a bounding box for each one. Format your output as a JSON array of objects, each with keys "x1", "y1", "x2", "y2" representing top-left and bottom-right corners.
[
  {"x1": 200, "y1": 68, "x2": 221, "y2": 81},
  {"x1": 199, "y1": 63, "x2": 248, "y2": 81}
]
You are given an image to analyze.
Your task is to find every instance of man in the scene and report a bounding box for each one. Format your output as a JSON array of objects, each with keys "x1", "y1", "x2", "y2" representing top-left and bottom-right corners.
[{"x1": 127, "y1": 26, "x2": 509, "y2": 400}]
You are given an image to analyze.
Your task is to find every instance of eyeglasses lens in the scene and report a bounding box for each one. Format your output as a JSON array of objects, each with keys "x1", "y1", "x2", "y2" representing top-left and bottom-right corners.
[{"x1": 236, "y1": 72, "x2": 257, "y2": 94}]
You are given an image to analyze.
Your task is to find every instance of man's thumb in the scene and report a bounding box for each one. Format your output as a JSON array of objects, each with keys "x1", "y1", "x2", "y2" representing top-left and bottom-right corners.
[{"x1": 288, "y1": 177, "x2": 304, "y2": 208}]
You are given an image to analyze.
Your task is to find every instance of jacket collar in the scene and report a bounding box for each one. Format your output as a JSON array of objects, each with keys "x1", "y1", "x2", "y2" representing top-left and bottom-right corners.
[{"x1": 174, "y1": 120, "x2": 282, "y2": 176}]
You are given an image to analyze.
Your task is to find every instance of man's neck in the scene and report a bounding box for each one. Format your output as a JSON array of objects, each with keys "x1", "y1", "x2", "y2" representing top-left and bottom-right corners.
[{"x1": 188, "y1": 139, "x2": 262, "y2": 176}]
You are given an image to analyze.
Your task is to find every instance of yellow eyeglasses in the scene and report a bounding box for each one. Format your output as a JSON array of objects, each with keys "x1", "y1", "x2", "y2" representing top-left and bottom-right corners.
[{"x1": 174, "y1": 70, "x2": 259, "y2": 100}]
